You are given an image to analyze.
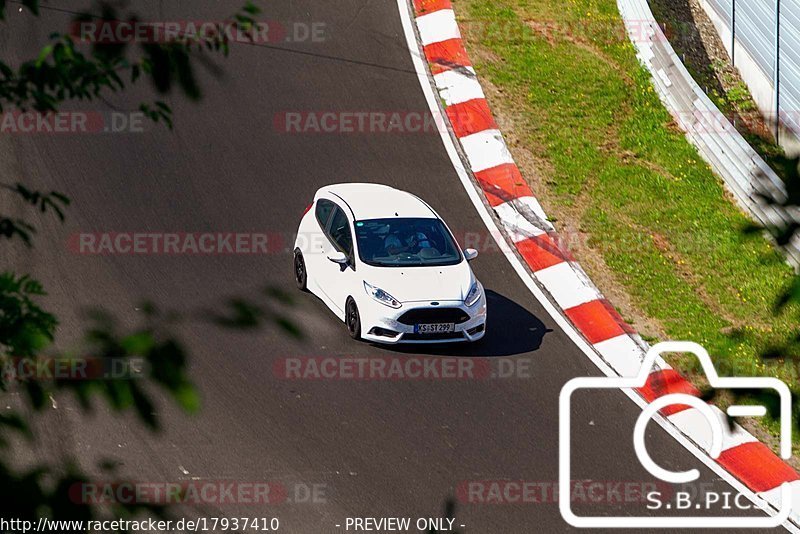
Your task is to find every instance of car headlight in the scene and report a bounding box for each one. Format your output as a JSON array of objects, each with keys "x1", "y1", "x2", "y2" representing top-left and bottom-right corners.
[
  {"x1": 464, "y1": 281, "x2": 482, "y2": 307},
  {"x1": 364, "y1": 281, "x2": 402, "y2": 308}
]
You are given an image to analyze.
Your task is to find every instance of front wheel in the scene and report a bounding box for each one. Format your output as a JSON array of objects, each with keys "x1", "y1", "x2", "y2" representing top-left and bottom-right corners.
[
  {"x1": 345, "y1": 297, "x2": 361, "y2": 340},
  {"x1": 294, "y1": 249, "x2": 307, "y2": 291}
]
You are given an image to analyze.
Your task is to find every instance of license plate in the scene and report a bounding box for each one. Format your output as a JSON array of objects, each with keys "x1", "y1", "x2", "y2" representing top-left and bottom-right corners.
[{"x1": 414, "y1": 323, "x2": 455, "y2": 334}]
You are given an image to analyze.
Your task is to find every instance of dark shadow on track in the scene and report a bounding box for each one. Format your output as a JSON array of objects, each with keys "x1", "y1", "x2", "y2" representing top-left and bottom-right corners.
[{"x1": 375, "y1": 290, "x2": 551, "y2": 357}]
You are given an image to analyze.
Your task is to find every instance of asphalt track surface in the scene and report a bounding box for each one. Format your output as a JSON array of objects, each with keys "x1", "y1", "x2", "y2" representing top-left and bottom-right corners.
[{"x1": 1, "y1": 0, "x2": 782, "y2": 532}]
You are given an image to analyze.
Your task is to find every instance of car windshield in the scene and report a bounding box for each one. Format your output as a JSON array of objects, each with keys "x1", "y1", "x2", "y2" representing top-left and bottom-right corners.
[{"x1": 354, "y1": 218, "x2": 462, "y2": 267}]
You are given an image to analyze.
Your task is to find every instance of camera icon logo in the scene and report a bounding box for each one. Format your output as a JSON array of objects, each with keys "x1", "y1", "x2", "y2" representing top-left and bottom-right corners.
[{"x1": 559, "y1": 341, "x2": 793, "y2": 528}]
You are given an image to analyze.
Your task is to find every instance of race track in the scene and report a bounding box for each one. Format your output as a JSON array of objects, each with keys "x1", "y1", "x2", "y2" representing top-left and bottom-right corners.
[{"x1": 2, "y1": 0, "x2": 776, "y2": 531}]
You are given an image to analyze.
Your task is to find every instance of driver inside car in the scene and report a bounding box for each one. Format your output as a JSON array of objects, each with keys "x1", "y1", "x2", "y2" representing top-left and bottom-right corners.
[{"x1": 384, "y1": 227, "x2": 431, "y2": 255}]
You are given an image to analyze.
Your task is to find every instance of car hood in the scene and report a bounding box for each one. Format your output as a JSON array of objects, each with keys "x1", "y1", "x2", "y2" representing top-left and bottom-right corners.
[{"x1": 361, "y1": 260, "x2": 474, "y2": 303}]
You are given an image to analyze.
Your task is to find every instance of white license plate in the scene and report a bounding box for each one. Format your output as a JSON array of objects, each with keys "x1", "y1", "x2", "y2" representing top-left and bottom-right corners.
[{"x1": 414, "y1": 323, "x2": 455, "y2": 334}]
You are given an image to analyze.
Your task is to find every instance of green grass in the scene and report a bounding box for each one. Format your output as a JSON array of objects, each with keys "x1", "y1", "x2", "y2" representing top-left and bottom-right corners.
[{"x1": 456, "y1": 0, "x2": 800, "y2": 445}]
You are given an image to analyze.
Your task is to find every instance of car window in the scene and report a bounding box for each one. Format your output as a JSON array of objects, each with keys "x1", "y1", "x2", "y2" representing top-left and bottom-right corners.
[
  {"x1": 354, "y1": 218, "x2": 462, "y2": 267},
  {"x1": 315, "y1": 199, "x2": 335, "y2": 229},
  {"x1": 328, "y1": 207, "x2": 353, "y2": 257}
]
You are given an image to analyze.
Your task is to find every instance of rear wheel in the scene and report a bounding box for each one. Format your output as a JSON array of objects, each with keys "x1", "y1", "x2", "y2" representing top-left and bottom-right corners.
[
  {"x1": 345, "y1": 297, "x2": 361, "y2": 340},
  {"x1": 294, "y1": 249, "x2": 307, "y2": 291}
]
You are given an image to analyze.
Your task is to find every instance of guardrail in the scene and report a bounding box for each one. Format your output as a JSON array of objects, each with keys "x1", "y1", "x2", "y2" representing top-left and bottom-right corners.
[
  {"x1": 617, "y1": 0, "x2": 800, "y2": 267},
  {"x1": 698, "y1": 0, "x2": 800, "y2": 149}
]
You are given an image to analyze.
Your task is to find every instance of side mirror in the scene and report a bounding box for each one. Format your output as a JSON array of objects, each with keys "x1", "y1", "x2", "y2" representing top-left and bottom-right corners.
[
  {"x1": 464, "y1": 248, "x2": 479, "y2": 261},
  {"x1": 327, "y1": 251, "x2": 349, "y2": 265}
]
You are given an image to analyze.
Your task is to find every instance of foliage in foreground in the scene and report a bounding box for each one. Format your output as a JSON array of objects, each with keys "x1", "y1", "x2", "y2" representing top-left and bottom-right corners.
[{"x1": 0, "y1": 0, "x2": 303, "y2": 526}]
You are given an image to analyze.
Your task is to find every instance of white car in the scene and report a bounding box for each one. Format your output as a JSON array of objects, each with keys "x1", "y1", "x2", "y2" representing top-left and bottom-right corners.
[{"x1": 293, "y1": 183, "x2": 487, "y2": 343}]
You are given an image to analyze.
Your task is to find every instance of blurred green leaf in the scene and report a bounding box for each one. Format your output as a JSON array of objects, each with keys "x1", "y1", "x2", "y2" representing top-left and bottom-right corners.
[{"x1": 173, "y1": 383, "x2": 200, "y2": 413}]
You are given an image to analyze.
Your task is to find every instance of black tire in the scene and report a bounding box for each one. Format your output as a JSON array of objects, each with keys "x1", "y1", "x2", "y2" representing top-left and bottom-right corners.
[
  {"x1": 294, "y1": 249, "x2": 307, "y2": 291},
  {"x1": 345, "y1": 297, "x2": 361, "y2": 340}
]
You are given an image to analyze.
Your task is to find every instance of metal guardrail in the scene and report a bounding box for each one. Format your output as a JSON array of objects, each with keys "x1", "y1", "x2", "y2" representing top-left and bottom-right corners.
[
  {"x1": 617, "y1": 0, "x2": 800, "y2": 267},
  {"x1": 703, "y1": 0, "x2": 800, "y2": 143}
]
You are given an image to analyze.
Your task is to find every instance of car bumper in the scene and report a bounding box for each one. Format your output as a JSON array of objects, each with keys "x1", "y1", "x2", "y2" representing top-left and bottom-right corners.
[{"x1": 357, "y1": 291, "x2": 487, "y2": 344}]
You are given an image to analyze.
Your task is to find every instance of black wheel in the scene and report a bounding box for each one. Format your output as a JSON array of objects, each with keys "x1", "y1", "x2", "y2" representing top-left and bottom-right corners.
[
  {"x1": 294, "y1": 249, "x2": 307, "y2": 291},
  {"x1": 345, "y1": 297, "x2": 361, "y2": 340}
]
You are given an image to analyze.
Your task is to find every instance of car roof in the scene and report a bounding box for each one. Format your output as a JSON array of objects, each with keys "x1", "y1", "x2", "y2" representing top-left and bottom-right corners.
[{"x1": 318, "y1": 183, "x2": 437, "y2": 220}]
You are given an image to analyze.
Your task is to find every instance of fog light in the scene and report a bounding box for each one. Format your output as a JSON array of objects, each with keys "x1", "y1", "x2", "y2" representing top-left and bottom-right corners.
[
  {"x1": 467, "y1": 324, "x2": 485, "y2": 335},
  {"x1": 368, "y1": 327, "x2": 400, "y2": 338}
]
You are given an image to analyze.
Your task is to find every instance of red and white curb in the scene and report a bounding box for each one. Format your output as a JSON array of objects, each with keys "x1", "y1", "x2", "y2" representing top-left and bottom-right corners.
[{"x1": 406, "y1": 0, "x2": 800, "y2": 526}]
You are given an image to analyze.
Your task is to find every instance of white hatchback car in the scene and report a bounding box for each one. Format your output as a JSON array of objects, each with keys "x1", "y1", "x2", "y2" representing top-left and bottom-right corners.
[{"x1": 293, "y1": 183, "x2": 487, "y2": 343}]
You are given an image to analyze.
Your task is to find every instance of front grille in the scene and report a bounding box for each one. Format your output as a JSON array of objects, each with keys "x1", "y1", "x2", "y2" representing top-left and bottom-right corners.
[
  {"x1": 397, "y1": 308, "x2": 469, "y2": 325},
  {"x1": 403, "y1": 332, "x2": 465, "y2": 341}
]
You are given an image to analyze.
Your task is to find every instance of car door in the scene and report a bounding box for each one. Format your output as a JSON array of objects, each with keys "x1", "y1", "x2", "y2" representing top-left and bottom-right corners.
[
  {"x1": 305, "y1": 198, "x2": 336, "y2": 284},
  {"x1": 320, "y1": 205, "x2": 358, "y2": 314}
]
